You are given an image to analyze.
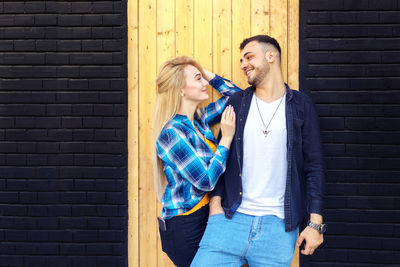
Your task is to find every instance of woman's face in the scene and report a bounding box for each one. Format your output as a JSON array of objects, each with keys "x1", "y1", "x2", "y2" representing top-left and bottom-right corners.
[{"x1": 181, "y1": 65, "x2": 209, "y2": 104}]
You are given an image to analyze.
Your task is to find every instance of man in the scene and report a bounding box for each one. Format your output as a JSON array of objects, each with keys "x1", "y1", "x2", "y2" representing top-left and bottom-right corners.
[{"x1": 191, "y1": 35, "x2": 325, "y2": 267}]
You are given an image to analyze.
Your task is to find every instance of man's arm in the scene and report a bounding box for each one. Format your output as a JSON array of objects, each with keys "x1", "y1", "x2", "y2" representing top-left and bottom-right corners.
[{"x1": 296, "y1": 96, "x2": 326, "y2": 255}]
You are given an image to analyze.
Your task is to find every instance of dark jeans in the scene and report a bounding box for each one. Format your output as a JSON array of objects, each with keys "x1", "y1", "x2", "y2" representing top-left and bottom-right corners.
[{"x1": 159, "y1": 204, "x2": 209, "y2": 267}]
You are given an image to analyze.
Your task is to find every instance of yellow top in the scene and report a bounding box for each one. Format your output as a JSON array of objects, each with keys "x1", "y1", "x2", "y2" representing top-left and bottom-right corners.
[{"x1": 178, "y1": 138, "x2": 217, "y2": 216}]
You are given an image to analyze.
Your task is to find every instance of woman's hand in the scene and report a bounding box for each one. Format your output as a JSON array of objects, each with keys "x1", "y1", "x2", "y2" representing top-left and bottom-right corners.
[
  {"x1": 219, "y1": 105, "x2": 235, "y2": 149},
  {"x1": 202, "y1": 69, "x2": 215, "y2": 81}
]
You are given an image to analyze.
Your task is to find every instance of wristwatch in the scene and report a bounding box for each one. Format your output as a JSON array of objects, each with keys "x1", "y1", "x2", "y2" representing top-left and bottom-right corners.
[{"x1": 307, "y1": 220, "x2": 326, "y2": 234}]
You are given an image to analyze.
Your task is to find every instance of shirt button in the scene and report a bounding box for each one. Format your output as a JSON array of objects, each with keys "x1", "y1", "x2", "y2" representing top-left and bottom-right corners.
[
  {"x1": 239, "y1": 118, "x2": 242, "y2": 121},
  {"x1": 239, "y1": 173, "x2": 241, "y2": 176},
  {"x1": 239, "y1": 192, "x2": 242, "y2": 195},
  {"x1": 238, "y1": 137, "x2": 241, "y2": 141}
]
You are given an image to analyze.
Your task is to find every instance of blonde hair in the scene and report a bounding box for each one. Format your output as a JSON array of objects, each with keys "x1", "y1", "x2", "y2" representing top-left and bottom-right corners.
[{"x1": 153, "y1": 56, "x2": 205, "y2": 201}]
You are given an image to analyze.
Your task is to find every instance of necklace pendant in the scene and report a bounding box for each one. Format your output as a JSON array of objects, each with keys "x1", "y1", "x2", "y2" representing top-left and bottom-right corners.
[{"x1": 262, "y1": 130, "x2": 270, "y2": 137}]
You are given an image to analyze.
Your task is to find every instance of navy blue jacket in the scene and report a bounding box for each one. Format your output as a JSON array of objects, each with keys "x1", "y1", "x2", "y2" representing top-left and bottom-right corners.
[{"x1": 212, "y1": 84, "x2": 325, "y2": 232}]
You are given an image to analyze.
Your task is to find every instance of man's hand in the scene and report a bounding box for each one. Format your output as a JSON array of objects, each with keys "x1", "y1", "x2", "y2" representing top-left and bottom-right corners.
[
  {"x1": 296, "y1": 213, "x2": 324, "y2": 255},
  {"x1": 209, "y1": 196, "x2": 224, "y2": 216}
]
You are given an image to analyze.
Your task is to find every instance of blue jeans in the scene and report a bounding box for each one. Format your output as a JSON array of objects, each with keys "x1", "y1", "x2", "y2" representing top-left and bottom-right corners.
[{"x1": 191, "y1": 212, "x2": 298, "y2": 267}]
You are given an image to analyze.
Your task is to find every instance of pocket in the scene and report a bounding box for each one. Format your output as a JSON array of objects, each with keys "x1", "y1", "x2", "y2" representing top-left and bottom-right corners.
[{"x1": 159, "y1": 226, "x2": 175, "y2": 256}]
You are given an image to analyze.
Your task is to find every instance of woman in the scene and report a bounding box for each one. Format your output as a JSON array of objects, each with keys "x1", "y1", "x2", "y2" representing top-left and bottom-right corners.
[{"x1": 153, "y1": 56, "x2": 240, "y2": 267}]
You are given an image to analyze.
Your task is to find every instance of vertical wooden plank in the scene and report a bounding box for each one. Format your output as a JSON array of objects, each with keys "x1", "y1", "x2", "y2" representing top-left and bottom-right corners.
[
  {"x1": 251, "y1": 0, "x2": 270, "y2": 35},
  {"x1": 127, "y1": 0, "x2": 139, "y2": 266},
  {"x1": 232, "y1": 0, "x2": 251, "y2": 89},
  {"x1": 270, "y1": 0, "x2": 288, "y2": 82},
  {"x1": 212, "y1": 0, "x2": 232, "y2": 135},
  {"x1": 138, "y1": 0, "x2": 157, "y2": 266},
  {"x1": 176, "y1": 0, "x2": 194, "y2": 57},
  {"x1": 213, "y1": 0, "x2": 232, "y2": 83},
  {"x1": 194, "y1": 0, "x2": 213, "y2": 108},
  {"x1": 156, "y1": 0, "x2": 176, "y2": 266},
  {"x1": 288, "y1": 0, "x2": 299, "y2": 90}
]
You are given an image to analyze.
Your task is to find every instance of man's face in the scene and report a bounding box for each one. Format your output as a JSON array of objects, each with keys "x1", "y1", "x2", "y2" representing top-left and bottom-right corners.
[{"x1": 240, "y1": 41, "x2": 270, "y2": 87}]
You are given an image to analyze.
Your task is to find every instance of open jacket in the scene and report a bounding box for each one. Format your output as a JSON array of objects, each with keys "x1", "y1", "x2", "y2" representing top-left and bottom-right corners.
[{"x1": 211, "y1": 84, "x2": 325, "y2": 232}]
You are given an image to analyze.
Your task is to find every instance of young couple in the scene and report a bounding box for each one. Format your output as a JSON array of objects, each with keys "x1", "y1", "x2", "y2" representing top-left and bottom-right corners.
[{"x1": 153, "y1": 35, "x2": 325, "y2": 267}]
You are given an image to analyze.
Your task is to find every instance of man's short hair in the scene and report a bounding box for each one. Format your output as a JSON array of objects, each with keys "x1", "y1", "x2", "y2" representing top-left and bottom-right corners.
[{"x1": 240, "y1": 35, "x2": 281, "y2": 55}]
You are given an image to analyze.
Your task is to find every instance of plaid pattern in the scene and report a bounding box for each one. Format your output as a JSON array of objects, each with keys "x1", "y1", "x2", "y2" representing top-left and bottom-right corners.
[{"x1": 156, "y1": 75, "x2": 241, "y2": 219}]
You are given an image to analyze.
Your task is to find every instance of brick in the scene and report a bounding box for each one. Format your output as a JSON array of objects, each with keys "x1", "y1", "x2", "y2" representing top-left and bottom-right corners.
[
  {"x1": 73, "y1": 230, "x2": 98, "y2": 242},
  {"x1": 72, "y1": 104, "x2": 93, "y2": 115},
  {"x1": 92, "y1": 27, "x2": 114, "y2": 39},
  {"x1": 57, "y1": 92, "x2": 98, "y2": 103},
  {"x1": 99, "y1": 92, "x2": 125, "y2": 103},
  {"x1": 68, "y1": 79, "x2": 89, "y2": 90},
  {"x1": 1, "y1": 53, "x2": 45, "y2": 65},
  {"x1": 57, "y1": 40, "x2": 82, "y2": 52},
  {"x1": 14, "y1": 40, "x2": 36, "y2": 51},
  {"x1": 58, "y1": 15, "x2": 82, "y2": 26},
  {"x1": 103, "y1": 40, "x2": 123, "y2": 51},
  {"x1": 60, "y1": 142, "x2": 85, "y2": 153},
  {"x1": 14, "y1": 15, "x2": 34, "y2": 26},
  {"x1": 23, "y1": 257, "x2": 46, "y2": 267},
  {"x1": 5, "y1": 230, "x2": 27, "y2": 241},
  {"x1": 73, "y1": 129, "x2": 94, "y2": 140},
  {"x1": 35, "y1": 14, "x2": 57, "y2": 25},
  {"x1": 94, "y1": 130, "x2": 119, "y2": 141},
  {"x1": 87, "y1": 192, "x2": 106, "y2": 203},
  {"x1": 0, "y1": 40, "x2": 13, "y2": 51},
  {"x1": 86, "y1": 243, "x2": 112, "y2": 254},
  {"x1": 47, "y1": 154, "x2": 73, "y2": 165},
  {"x1": 92, "y1": 2, "x2": 114, "y2": 13},
  {"x1": 93, "y1": 104, "x2": 115, "y2": 116},
  {"x1": 71, "y1": 2, "x2": 92, "y2": 13},
  {"x1": 82, "y1": 40, "x2": 103, "y2": 51},
  {"x1": 45, "y1": 2, "x2": 71, "y2": 13},
  {"x1": 36, "y1": 40, "x2": 57, "y2": 51},
  {"x1": 98, "y1": 230, "x2": 124, "y2": 242},
  {"x1": 60, "y1": 244, "x2": 86, "y2": 255},
  {"x1": 3, "y1": 2, "x2": 25, "y2": 13},
  {"x1": 74, "y1": 154, "x2": 94, "y2": 165},
  {"x1": 45, "y1": 257, "x2": 71, "y2": 267},
  {"x1": 103, "y1": 14, "x2": 123, "y2": 26},
  {"x1": 82, "y1": 15, "x2": 102, "y2": 26},
  {"x1": 71, "y1": 257, "x2": 97, "y2": 267},
  {"x1": 46, "y1": 104, "x2": 72, "y2": 116},
  {"x1": 57, "y1": 66, "x2": 80, "y2": 78},
  {"x1": 69, "y1": 53, "x2": 113, "y2": 65},
  {"x1": 25, "y1": 2, "x2": 46, "y2": 13}
]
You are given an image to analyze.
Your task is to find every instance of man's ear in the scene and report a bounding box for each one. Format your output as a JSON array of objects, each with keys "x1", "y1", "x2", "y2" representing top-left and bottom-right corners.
[{"x1": 266, "y1": 50, "x2": 276, "y2": 63}]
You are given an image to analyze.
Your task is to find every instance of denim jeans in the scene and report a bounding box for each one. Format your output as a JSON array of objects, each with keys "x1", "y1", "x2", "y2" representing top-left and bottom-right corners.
[{"x1": 191, "y1": 212, "x2": 298, "y2": 267}]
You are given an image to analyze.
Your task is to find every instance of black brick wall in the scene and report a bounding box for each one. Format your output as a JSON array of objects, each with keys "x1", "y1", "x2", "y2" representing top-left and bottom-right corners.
[
  {"x1": 300, "y1": 0, "x2": 400, "y2": 266},
  {"x1": 0, "y1": 1, "x2": 127, "y2": 267}
]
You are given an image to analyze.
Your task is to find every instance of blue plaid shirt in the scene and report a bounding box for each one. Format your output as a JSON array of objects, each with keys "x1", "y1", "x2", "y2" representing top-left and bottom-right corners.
[{"x1": 156, "y1": 75, "x2": 241, "y2": 219}]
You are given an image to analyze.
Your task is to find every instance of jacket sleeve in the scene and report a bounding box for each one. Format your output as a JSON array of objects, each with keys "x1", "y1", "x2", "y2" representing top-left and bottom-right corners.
[
  {"x1": 156, "y1": 127, "x2": 230, "y2": 192},
  {"x1": 302, "y1": 97, "x2": 325, "y2": 216},
  {"x1": 209, "y1": 94, "x2": 235, "y2": 199},
  {"x1": 202, "y1": 75, "x2": 241, "y2": 126}
]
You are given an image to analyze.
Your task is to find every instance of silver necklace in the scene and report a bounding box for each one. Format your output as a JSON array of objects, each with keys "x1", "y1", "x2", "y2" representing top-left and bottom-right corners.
[{"x1": 254, "y1": 93, "x2": 285, "y2": 138}]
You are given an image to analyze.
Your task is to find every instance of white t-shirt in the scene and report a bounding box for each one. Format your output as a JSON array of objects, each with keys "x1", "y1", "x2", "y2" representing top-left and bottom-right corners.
[{"x1": 237, "y1": 94, "x2": 287, "y2": 219}]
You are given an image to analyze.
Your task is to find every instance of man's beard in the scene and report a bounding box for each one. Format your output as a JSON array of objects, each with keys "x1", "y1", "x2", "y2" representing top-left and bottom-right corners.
[{"x1": 248, "y1": 63, "x2": 269, "y2": 87}]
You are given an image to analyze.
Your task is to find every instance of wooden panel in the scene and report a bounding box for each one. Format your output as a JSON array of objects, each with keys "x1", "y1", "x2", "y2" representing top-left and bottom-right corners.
[
  {"x1": 128, "y1": 1, "x2": 300, "y2": 266},
  {"x1": 127, "y1": 0, "x2": 139, "y2": 266},
  {"x1": 251, "y1": 0, "x2": 270, "y2": 35},
  {"x1": 156, "y1": 1, "x2": 176, "y2": 266},
  {"x1": 232, "y1": 0, "x2": 251, "y2": 89},
  {"x1": 176, "y1": 0, "x2": 194, "y2": 56},
  {"x1": 194, "y1": 0, "x2": 213, "y2": 107},
  {"x1": 270, "y1": 0, "x2": 288, "y2": 82},
  {"x1": 138, "y1": 0, "x2": 157, "y2": 266},
  {"x1": 288, "y1": 0, "x2": 299, "y2": 90}
]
